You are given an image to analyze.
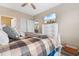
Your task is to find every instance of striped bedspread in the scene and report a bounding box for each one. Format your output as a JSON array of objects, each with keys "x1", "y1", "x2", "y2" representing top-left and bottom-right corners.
[{"x1": 0, "y1": 37, "x2": 55, "y2": 56}]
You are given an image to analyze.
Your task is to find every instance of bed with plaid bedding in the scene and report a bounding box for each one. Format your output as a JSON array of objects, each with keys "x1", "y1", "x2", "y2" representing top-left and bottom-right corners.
[{"x1": 0, "y1": 37, "x2": 55, "y2": 56}]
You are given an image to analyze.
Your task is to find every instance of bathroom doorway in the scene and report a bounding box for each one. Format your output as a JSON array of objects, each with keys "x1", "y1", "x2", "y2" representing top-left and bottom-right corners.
[{"x1": 0, "y1": 16, "x2": 16, "y2": 28}]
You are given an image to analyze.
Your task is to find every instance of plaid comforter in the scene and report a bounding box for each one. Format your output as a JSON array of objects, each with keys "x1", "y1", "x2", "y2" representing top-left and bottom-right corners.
[{"x1": 0, "y1": 37, "x2": 55, "y2": 56}]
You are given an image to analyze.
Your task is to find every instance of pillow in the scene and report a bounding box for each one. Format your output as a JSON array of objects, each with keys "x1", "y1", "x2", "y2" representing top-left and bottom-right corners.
[
  {"x1": 13, "y1": 28, "x2": 21, "y2": 37},
  {"x1": 25, "y1": 32, "x2": 38, "y2": 38},
  {"x1": 3, "y1": 26, "x2": 20, "y2": 42},
  {"x1": 19, "y1": 32, "x2": 25, "y2": 37},
  {"x1": 0, "y1": 30, "x2": 9, "y2": 45},
  {"x1": 38, "y1": 35, "x2": 48, "y2": 39}
]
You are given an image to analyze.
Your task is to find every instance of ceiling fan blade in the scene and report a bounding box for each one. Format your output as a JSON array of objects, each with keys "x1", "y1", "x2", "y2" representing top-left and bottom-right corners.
[
  {"x1": 21, "y1": 3, "x2": 28, "y2": 7},
  {"x1": 31, "y1": 3, "x2": 36, "y2": 9}
]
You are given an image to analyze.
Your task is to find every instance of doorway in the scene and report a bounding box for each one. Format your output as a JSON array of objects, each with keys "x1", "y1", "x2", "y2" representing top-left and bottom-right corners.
[
  {"x1": 1, "y1": 16, "x2": 12, "y2": 27},
  {"x1": 1, "y1": 16, "x2": 16, "y2": 28}
]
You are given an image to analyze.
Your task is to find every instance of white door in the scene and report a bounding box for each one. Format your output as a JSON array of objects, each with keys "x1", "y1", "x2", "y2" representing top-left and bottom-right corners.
[
  {"x1": 27, "y1": 20, "x2": 34, "y2": 32},
  {"x1": 20, "y1": 18, "x2": 27, "y2": 32}
]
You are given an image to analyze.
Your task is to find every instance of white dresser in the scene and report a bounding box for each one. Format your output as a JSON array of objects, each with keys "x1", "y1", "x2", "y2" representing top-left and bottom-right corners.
[
  {"x1": 42, "y1": 23, "x2": 58, "y2": 38},
  {"x1": 42, "y1": 23, "x2": 62, "y2": 56}
]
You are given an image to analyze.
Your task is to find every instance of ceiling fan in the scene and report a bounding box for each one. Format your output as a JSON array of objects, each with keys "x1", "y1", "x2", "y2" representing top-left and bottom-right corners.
[{"x1": 21, "y1": 3, "x2": 36, "y2": 10}]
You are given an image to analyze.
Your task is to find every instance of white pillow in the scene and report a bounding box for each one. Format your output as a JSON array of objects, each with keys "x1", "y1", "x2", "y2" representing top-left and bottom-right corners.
[{"x1": 0, "y1": 30, "x2": 9, "y2": 45}]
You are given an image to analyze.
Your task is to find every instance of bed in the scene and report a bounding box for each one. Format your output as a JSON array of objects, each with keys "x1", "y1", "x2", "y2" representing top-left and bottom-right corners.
[
  {"x1": 0, "y1": 33, "x2": 61, "y2": 56},
  {"x1": 0, "y1": 25, "x2": 61, "y2": 56}
]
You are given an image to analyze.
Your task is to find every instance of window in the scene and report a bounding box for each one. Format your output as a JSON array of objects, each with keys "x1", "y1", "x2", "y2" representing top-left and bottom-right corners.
[{"x1": 44, "y1": 13, "x2": 56, "y2": 23}]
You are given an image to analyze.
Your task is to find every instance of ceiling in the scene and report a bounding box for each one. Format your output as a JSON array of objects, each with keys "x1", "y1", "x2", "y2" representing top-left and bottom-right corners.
[{"x1": 0, "y1": 3, "x2": 61, "y2": 16}]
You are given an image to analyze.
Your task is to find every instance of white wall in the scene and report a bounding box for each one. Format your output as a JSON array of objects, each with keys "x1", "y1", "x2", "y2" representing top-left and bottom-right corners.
[
  {"x1": 0, "y1": 5, "x2": 32, "y2": 31},
  {"x1": 0, "y1": 5, "x2": 35, "y2": 34},
  {"x1": 34, "y1": 3, "x2": 79, "y2": 48}
]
